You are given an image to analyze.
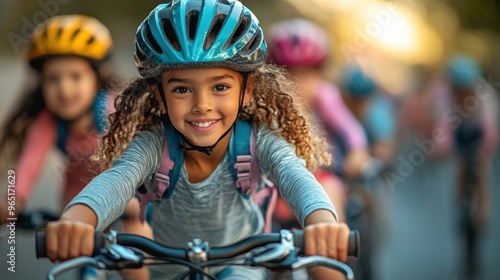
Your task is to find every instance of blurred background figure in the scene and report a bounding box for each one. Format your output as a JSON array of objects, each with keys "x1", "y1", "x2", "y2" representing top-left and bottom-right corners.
[
  {"x1": 444, "y1": 53, "x2": 499, "y2": 279},
  {"x1": 0, "y1": 14, "x2": 150, "y2": 279},
  {"x1": 267, "y1": 18, "x2": 371, "y2": 225},
  {"x1": 444, "y1": 53, "x2": 499, "y2": 229},
  {"x1": 338, "y1": 62, "x2": 398, "y2": 280},
  {"x1": 267, "y1": 18, "x2": 375, "y2": 280},
  {"x1": 267, "y1": 18, "x2": 372, "y2": 180},
  {"x1": 0, "y1": 14, "x2": 115, "y2": 220},
  {"x1": 340, "y1": 63, "x2": 397, "y2": 165}
]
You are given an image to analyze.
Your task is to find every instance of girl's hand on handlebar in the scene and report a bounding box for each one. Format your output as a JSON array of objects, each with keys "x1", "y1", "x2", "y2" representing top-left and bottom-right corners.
[
  {"x1": 304, "y1": 222, "x2": 350, "y2": 262},
  {"x1": 45, "y1": 219, "x2": 95, "y2": 262}
]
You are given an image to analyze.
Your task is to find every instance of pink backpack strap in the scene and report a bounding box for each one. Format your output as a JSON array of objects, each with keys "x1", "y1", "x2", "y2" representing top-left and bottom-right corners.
[
  {"x1": 234, "y1": 127, "x2": 261, "y2": 195},
  {"x1": 249, "y1": 128, "x2": 277, "y2": 233},
  {"x1": 254, "y1": 179, "x2": 278, "y2": 233},
  {"x1": 138, "y1": 139, "x2": 174, "y2": 223}
]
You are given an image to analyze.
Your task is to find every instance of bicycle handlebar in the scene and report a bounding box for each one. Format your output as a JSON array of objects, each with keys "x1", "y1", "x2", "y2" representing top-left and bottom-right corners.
[{"x1": 36, "y1": 229, "x2": 360, "y2": 260}]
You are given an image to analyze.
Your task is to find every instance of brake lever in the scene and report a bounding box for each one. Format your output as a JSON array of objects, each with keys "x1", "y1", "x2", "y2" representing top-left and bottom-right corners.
[
  {"x1": 47, "y1": 257, "x2": 105, "y2": 280},
  {"x1": 249, "y1": 229, "x2": 297, "y2": 264},
  {"x1": 250, "y1": 243, "x2": 290, "y2": 263},
  {"x1": 96, "y1": 244, "x2": 145, "y2": 270},
  {"x1": 47, "y1": 245, "x2": 145, "y2": 280},
  {"x1": 292, "y1": 256, "x2": 354, "y2": 280}
]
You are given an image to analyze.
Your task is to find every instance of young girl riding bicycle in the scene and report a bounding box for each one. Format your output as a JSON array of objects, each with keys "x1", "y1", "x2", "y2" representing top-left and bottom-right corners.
[{"x1": 45, "y1": 1, "x2": 352, "y2": 279}]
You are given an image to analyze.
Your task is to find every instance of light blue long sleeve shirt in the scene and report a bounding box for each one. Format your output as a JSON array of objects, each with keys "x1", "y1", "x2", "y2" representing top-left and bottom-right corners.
[{"x1": 66, "y1": 122, "x2": 337, "y2": 278}]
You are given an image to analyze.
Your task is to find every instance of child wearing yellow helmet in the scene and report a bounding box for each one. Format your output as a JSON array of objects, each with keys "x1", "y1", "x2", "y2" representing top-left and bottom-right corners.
[{"x1": 0, "y1": 14, "x2": 151, "y2": 278}]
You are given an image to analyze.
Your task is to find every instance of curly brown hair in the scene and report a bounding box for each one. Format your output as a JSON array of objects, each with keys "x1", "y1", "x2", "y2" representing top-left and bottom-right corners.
[{"x1": 98, "y1": 64, "x2": 332, "y2": 171}]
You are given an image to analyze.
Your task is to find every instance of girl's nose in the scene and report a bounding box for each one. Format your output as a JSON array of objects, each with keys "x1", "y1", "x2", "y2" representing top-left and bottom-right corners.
[
  {"x1": 192, "y1": 90, "x2": 213, "y2": 114},
  {"x1": 57, "y1": 77, "x2": 73, "y2": 97}
]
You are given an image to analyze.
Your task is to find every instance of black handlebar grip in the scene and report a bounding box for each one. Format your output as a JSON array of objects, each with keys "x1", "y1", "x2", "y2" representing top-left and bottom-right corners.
[
  {"x1": 290, "y1": 229, "x2": 360, "y2": 257},
  {"x1": 93, "y1": 231, "x2": 106, "y2": 256},
  {"x1": 35, "y1": 230, "x2": 48, "y2": 258},
  {"x1": 35, "y1": 230, "x2": 107, "y2": 258},
  {"x1": 291, "y1": 228, "x2": 304, "y2": 251},
  {"x1": 348, "y1": 230, "x2": 360, "y2": 257}
]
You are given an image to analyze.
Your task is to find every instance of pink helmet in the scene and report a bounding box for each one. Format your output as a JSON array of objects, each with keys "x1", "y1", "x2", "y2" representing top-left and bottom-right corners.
[{"x1": 267, "y1": 19, "x2": 330, "y2": 68}]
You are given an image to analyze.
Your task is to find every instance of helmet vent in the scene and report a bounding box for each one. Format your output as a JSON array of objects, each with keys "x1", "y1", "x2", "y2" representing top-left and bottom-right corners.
[
  {"x1": 56, "y1": 27, "x2": 64, "y2": 39},
  {"x1": 144, "y1": 22, "x2": 163, "y2": 54},
  {"x1": 187, "y1": 11, "x2": 199, "y2": 41},
  {"x1": 87, "y1": 36, "x2": 95, "y2": 45},
  {"x1": 161, "y1": 19, "x2": 181, "y2": 51},
  {"x1": 223, "y1": 16, "x2": 248, "y2": 50},
  {"x1": 135, "y1": 42, "x2": 147, "y2": 61},
  {"x1": 204, "y1": 14, "x2": 225, "y2": 50},
  {"x1": 70, "y1": 28, "x2": 81, "y2": 42},
  {"x1": 242, "y1": 31, "x2": 261, "y2": 55}
]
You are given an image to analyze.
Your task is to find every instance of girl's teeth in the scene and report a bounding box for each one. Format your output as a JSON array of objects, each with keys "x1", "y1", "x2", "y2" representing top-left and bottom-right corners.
[{"x1": 192, "y1": 121, "x2": 214, "y2": 127}]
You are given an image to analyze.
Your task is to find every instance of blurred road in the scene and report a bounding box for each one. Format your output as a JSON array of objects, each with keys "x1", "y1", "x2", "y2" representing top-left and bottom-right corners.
[
  {"x1": 376, "y1": 143, "x2": 500, "y2": 280},
  {"x1": 0, "y1": 56, "x2": 499, "y2": 280}
]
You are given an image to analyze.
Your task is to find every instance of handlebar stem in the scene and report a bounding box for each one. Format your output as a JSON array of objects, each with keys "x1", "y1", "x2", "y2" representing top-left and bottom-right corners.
[{"x1": 187, "y1": 238, "x2": 209, "y2": 264}]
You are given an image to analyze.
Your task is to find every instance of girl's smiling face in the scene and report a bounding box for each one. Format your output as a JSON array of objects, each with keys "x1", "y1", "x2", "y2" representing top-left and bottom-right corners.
[{"x1": 157, "y1": 68, "x2": 250, "y2": 147}]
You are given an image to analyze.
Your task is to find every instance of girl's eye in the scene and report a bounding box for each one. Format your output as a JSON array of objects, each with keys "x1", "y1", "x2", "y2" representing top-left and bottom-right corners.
[
  {"x1": 71, "y1": 73, "x2": 82, "y2": 81},
  {"x1": 173, "y1": 87, "x2": 190, "y2": 94},
  {"x1": 47, "y1": 75, "x2": 59, "y2": 83},
  {"x1": 213, "y1": 84, "x2": 229, "y2": 92}
]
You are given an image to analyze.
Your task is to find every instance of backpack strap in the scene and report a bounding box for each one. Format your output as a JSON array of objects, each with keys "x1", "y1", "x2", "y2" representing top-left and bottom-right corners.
[
  {"x1": 229, "y1": 120, "x2": 256, "y2": 195},
  {"x1": 254, "y1": 179, "x2": 278, "y2": 233},
  {"x1": 93, "y1": 89, "x2": 108, "y2": 134},
  {"x1": 137, "y1": 122, "x2": 183, "y2": 223},
  {"x1": 230, "y1": 120, "x2": 277, "y2": 233},
  {"x1": 161, "y1": 123, "x2": 185, "y2": 198},
  {"x1": 55, "y1": 119, "x2": 69, "y2": 154}
]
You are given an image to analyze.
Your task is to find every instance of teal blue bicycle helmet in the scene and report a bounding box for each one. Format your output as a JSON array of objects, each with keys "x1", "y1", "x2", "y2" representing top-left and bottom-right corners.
[
  {"x1": 342, "y1": 64, "x2": 376, "y2": 98},
  {"x1": 446, "y1": 54, "x2": 481, "y2": 90},
  {"x1": 134, "y1": 0, "x2": 267, "y2": 78}
]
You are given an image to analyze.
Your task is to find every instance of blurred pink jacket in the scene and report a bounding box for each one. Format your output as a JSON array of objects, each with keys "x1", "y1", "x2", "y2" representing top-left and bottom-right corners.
[
  {"x1": 315, "y1": 81, "x2": 368, "y2": 151},
  {"x1": 15, "y1": 95, "x2": 114, "y2": 206}
]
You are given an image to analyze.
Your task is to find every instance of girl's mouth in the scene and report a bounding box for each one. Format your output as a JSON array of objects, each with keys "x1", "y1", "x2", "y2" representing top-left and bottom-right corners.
[
  {"x1": 187, "y1": 119, "x2": 220, "y2": 132},
  {"x1": 191, "y1": 120, "x2": 217, "y2": 128}
]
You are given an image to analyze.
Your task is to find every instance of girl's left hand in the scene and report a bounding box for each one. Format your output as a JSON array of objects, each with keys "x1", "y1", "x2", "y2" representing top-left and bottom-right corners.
[{"x1": 304, "y1": 222, "x2": 350, "y2": 262}]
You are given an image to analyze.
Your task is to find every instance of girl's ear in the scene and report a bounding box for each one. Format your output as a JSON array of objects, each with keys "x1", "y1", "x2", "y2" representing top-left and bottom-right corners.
[{"x1": 152, "y1": 84, "x2": 167, "y2": 113}]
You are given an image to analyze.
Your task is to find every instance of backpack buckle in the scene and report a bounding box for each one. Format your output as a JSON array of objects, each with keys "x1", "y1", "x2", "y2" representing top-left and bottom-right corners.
[
  {"x1": 235, "y1": 155, "x2": 253, "y2": 195},
  {"x1": 154, "y1": 172, "x2": 170, "y2": 185},
  {"x1": 236, "y1": 172, "x2": 251, "y2": 194}
]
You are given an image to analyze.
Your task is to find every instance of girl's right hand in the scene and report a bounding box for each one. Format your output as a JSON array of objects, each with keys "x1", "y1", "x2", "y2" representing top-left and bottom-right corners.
[{"x1": 45, "y1": 219, "x2": 95, "y2": 262}]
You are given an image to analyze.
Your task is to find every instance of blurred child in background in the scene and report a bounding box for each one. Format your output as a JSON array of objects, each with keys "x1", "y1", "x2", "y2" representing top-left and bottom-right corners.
[
  {"x1": 340, "y1": 63, "x2": 396, "y2": 165},
  {"x1": 0, "y1": 14, "x2": 150, "y2": 279},
  {"x1": 267, "y1": 19, "x2": 372, "y2": 228}
]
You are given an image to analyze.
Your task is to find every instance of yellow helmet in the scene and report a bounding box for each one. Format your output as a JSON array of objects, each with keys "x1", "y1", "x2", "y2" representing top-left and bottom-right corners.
[{"x1": 27, "y1": 15, "x2": 113, "y2": 68}]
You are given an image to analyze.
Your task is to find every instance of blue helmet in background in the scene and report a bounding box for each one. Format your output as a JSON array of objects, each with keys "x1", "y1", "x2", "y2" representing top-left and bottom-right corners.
[
  {"x1": 446, "y1": 54, "x2": 481, "y2": 90},
  {"x1": 134, "y1": 0, "x2": 268, "y2": 78},
  {"x1": 342, "y1": 64, "x2": 376, "y2": 98}
]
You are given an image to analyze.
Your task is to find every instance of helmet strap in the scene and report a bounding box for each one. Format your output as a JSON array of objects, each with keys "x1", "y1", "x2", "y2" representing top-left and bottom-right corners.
[{"x1": 155, "y1": 72, "x2": 249, "y2": 156}]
